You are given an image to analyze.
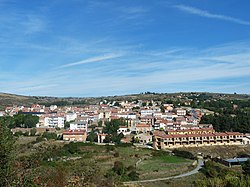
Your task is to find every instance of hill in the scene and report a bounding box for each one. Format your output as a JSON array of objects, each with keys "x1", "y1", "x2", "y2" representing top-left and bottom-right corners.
[{"x1": 0, "y1": 92, "x2": 249, "y2": 110}]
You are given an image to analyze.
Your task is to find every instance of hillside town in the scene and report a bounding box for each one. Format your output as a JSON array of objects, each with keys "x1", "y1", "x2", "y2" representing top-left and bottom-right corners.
[{"x1": 2, "y1": 99, "x2": 250, "y2": 149}]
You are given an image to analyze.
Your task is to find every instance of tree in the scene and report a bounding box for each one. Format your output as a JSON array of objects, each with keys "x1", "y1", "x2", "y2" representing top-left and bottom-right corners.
[
  {"x1": 0, "y1": 123, "x2": 16, "y2": 186},
  {"x1": 23, "y1": 114, "x2": 39, "y2": 128},
  {"x1": 242, "y1": 159, "x2": 250, "y2": 175},
  {"x1": 160, "y1": 105, "x2": 165, "y2": 113},
  {"x1": 64, "y1": 121, "x2": 70, "y2": 129},
  {"x1": 87, "y1": 130, "x2": 98, "y2": 142},
  {"x1": 103, "y1": 119, "x2": 127, "y2": 134},
  {"x1": 103, "y1": 119, "x2": 126, "y2": 144}
]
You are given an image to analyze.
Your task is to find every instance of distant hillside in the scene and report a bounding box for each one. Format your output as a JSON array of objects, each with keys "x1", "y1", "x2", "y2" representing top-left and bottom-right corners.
[{"x1": 0, "y1": 92, "x2": 249, "y2": 110}]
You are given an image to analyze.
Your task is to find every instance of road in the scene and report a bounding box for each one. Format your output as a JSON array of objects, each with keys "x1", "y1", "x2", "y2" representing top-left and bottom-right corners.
[{"x1": 123, "y1": 159, "x2": 204, "y2": 185}]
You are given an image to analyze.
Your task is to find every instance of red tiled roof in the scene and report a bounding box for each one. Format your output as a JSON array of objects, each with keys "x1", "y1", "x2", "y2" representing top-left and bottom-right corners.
[
  {"x1": 136, "y1": 124, "x2": 151, "y2": 127},
  {"x1": 63, "y1": 130, "x2": 86, "y2": 135}
]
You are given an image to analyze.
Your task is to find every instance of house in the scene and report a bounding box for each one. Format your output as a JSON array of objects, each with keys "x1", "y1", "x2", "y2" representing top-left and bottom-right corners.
[
  {"x1": 135, "y1": 124, "x2": 152, "y2": 133},
  {"x1": 70, "y1": 120, "x2": 88, "y2": 132},
  {"x1": 135, "y1": 133, "x2": 152, "y2": 144},
  {"x1": 117, "y1": 126, "x2": 130, "y2": 135},
  {"x1": 97, "y1": 133, "x2": 108, "y2": 143},
  {"x1": 63, "y1": 129, "x2": 87, "y2": 142},
  {"x1": 66, "y1": 112, "x2": 77, "y2": 122},
  {"x1": 140, "y1": 109, "x2": 154, "y2": 117},
  {"x1": 140, "y1": 116, "x2": 155, "y2": 125},
  {"x1": 242, "y1": 134, "x2": 250, "y2": 145},
  {"x1": 175, "y1": 108, "x2": 186, "y2": 116}
]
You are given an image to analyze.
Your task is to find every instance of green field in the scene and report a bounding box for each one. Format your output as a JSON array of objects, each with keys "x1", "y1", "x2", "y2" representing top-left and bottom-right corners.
[{"x1": 14, "y1": 137, "x2": 194, "y2": 186}]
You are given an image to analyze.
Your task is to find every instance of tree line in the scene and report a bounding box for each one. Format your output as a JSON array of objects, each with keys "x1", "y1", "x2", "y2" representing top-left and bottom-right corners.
[{"x1": 0, "y1": 113, "x2": 39, "y2": 129}]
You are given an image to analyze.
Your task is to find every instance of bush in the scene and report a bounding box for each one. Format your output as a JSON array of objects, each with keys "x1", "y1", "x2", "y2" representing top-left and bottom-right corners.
[
  {"x1": 127, "y1": 165, "x2": 136, "y2": 171},
  {"x1": 42, "y1": 132, "x2": 57, "y2": 140},
  {"x1": 114, "y1": 143, "x2": 133, "y2": 147},
  {"x1": 35, "y1": 136, "x2": 45, "y2": 143},
  {"x1": 113, "y1": 161, "x2": 126, "y2": 175},
  {"x1": 127, "y1": 170, "x2": 139, "y2": 181},
  {"x1": 14, "y1": 131, "x2": 25, "y2": 136},
  {"x1": 62, "y1": 142, "x2": 80, "y2": 154},
  {"x1": 30, "y1": 128, "x2": 37, "y2": 136}
]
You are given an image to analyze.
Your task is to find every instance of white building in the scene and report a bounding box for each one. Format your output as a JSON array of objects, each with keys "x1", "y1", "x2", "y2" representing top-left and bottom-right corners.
[
  {"x1": 176, "y1": 108, "x2": 186, "y2": 116},
  {"x1": 0, "y1": 111, "x2": 5, "y2": 117},
  {"x1": 66, "y1": 113, "x2": 77, "y2": 122},
  {"x1": 44, "y1": 116, "x2": 65, "y2": 128},
  {"x1": 70, "y1": 120, "x2": 88, "y2": 132},
  {"x1": 50, "y1": 105, "x2": 58, "y2": 111},
  {"x1": 141, "y1": 109, "x2": 154, "y2": 117},
  {"x1": 117, "y1": 113, "x2": 137, "y2": 119},
  {"x1": 117, "y1": 126, "x2": 130, "y2": 135}
]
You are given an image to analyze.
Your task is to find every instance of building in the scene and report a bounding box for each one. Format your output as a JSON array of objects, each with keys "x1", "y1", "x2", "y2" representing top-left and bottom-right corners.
[
  {"x1": 70, "y1": 120, "x2": 88, "y2": 132},
  {"x1": 135, "y1": 124, "x2": 152, "y2": 133},
  {"x1": 153, "y1": 131, "x2": 243, "y2": 149},
  {"x1": 243, "y1": 134, "x2": 250, "y2": 145},
  {"x1": 135, "y1": 133, "x2": 152, "y2": 144},
  {"x1": 175, "y1": 108, "x2": 186, "y2": 116},
  {"x1": 223, "y1": 158, "x2": 249, "y2": 167},
  {"x1": 63, "y1": 129, "x2": 87, "y2": 142},
  {"x1": 166, "y1": 128, "x2": 215, "y2": 135},
  {"x1": 44, "y1": 116, "x2": 65, "y2": 128},
  {"x1": 66, "y1": 113, "x2": 77, "y2": 122},
  {"x1": 117, "y1": 126, "x2": 130, "y2": 135},
  {"x1": 97, "y1": 133, "x2": 108, "y2": 143}
]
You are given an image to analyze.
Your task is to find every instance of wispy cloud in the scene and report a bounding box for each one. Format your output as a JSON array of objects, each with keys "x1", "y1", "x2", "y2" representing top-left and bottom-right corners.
[
  {"x1": 174, "y1": 4, "x2": 250, "y2": 25},
  {"x1": 59, "y1": 53, "x2": 123, "y2": 68},
  {"x1": 22, "y1": 15, "x2": 47, "y2": 34}
]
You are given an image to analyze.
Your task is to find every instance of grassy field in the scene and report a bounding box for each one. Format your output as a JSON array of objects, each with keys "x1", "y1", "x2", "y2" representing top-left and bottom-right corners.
[
  {"x1": 14, "y1": 136, "x2": 194, "y2": 186},
  {"x1": 137, "y1": 155, "x2": 193, "y2": 180}
]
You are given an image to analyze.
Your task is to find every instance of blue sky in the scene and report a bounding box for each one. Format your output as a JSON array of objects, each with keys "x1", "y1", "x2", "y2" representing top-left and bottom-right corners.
[{"x1": 1, "y1": 0, "x2": 250, "y2": 97}]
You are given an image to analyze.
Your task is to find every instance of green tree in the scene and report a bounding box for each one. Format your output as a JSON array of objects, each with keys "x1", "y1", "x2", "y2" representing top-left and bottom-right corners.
[
  {"x1": 0, "y1": 123, "x2": 16, "y2": 186},
  {"x1": 242, "y1": 159, "x2": 250, "y2": 175},
  {"x1": 87, "y1": 130, "x2": 98, "y2": 142},
  {"x1": 23, "y1": 114, "x2": 39, "y2": 128},
  {"x1": 103, "y1": 119, "x2": 127, "y2": 134}
]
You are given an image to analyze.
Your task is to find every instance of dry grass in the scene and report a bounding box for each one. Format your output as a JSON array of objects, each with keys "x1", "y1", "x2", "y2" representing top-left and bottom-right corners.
[{"x1": 176, "y1": 145, "x2": 250, "y2": 159}]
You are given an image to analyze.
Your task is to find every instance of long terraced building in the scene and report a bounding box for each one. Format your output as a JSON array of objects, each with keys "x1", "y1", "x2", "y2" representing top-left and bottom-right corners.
[{"x1": 153, "y1": 128, "x2": 243, "y2": 149}]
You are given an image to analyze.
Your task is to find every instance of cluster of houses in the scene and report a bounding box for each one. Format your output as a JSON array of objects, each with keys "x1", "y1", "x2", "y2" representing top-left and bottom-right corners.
[{"x1": 2, "y1": 100, "x2": 250, "y2": 149}]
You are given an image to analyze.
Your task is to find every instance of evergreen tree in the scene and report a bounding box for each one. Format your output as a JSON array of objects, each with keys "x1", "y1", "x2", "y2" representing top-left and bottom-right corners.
[{"x1": 0, "y1": 122, "x2": 16, "y2": 186}]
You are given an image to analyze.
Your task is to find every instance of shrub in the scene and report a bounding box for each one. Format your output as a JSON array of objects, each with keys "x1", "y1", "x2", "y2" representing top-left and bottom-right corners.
[
  {"x1": 113, "y1": 161, "x2": 126, "y2": 175},
  {"x1": 42, "y1": 132, "x2": 57, "y2": 140},
  {"x1": 35, "y1": 136, "x2": 44, "y2": 143},
  {"x1": 127, "y1": 170, "x2": 139, "y2": 181},
  {"x1": 30, "y1": 128, "x2": 37, "y2": 136},
  {"x1": 114, "y1": 152, "x2": 119, "y2": 157}
]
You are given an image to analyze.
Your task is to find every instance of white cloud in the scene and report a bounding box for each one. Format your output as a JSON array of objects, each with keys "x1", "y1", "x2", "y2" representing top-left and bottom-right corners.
[
  {"x1": 59, "y1": 53, "x2": 123, "y2": 68},
  {"x1": 175, "y1": 5, "x2": 250, "y2": 25}
]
